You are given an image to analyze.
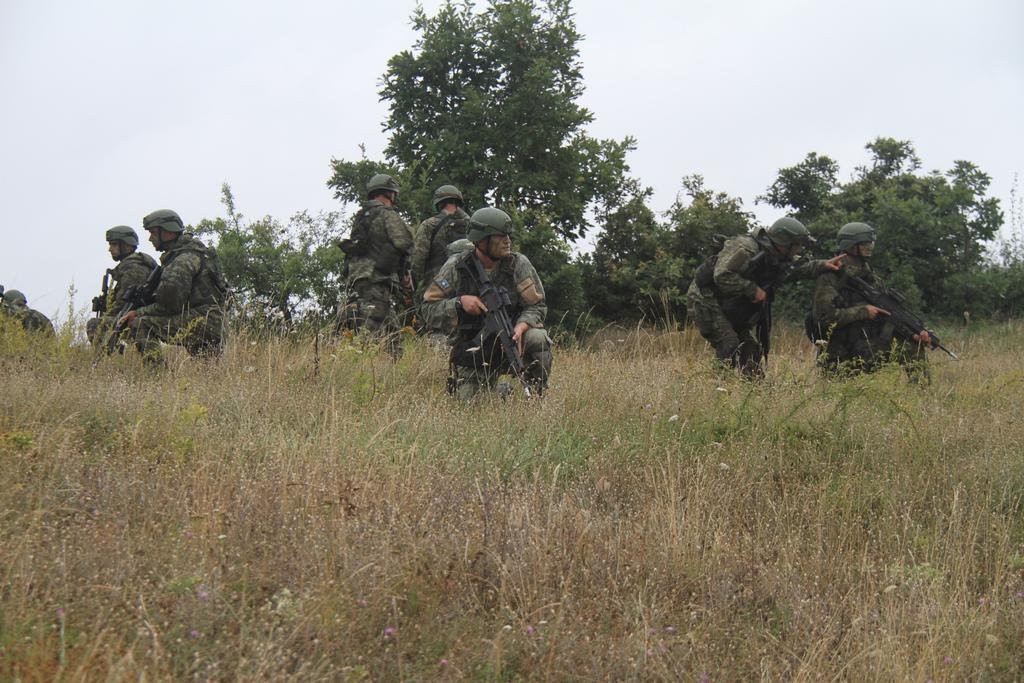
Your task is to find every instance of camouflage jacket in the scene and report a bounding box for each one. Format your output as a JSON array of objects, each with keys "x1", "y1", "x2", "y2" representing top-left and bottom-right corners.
[
  {"x1": 422, "y1": 249, "x2": 547, "y2": 339},
  {"x1": 688, "y1": 234, "x2": 829, "y2": 306},
  {"x1": 811, "y1": 255, "x2": 877, "y2": 328},
  {"x1": 2, "y1": 303, "x2": 55, "y2": 336},
  {"x1": 811, "y1": 255, "x2": 897, "y2": 357},
  {"x1": 345, "y1": 200, "x2": 414, "y2": 285},
  {"x1": 107, "y1": 251, "x2": 158, "y2": 309},
  {"x1": 410, "y1": 208, "x2": 470, "y2": 285},
  {"x1": 137, "y1": 235, "x2": 226, "y2": 318}
]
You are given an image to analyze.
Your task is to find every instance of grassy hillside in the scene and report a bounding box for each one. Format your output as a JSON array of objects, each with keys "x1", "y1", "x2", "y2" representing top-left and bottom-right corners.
[{"x1": 2, "y1": 321, "x2": 1023, "y2": 680}]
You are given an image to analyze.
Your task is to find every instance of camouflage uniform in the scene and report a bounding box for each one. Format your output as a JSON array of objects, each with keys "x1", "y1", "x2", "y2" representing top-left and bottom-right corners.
[
  {"x1": 810, "y1": 254, "x2": 926, "y2": 375},
  {"x1": 1, "y1": 290, "x2": 55, "y2": 337},
  {"x1": 131, "y1": 235, "x2": 227, "y2": 359},
  {"x1": 423, "y1": 249, "x2": 552, "y2": 399},
  {"x1": 411, "y1": 208, "x2": 470, "y2": 339},
  {"x1": 687, "y1": 234, "x2": 829, "y2": 375},
  {"x1": 87, "y1": 251, "x2": 158, "y2": 346},
  {"x1": 340, "y1": 199, "x2": 414, "y2": 354},
  {"x1": 411, "y1": 208, "x2": 471, "y2": 286}
]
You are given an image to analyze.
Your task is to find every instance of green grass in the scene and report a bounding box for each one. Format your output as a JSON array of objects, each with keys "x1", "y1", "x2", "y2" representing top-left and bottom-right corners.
[{"x1": 1, "y1": 319, "x2": 1023, "y2": 680}]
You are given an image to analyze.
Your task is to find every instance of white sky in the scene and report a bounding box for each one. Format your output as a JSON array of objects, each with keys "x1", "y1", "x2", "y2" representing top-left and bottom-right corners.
[{"x1": 1, "y1": 0, "x2": 1021, "y2": 317}]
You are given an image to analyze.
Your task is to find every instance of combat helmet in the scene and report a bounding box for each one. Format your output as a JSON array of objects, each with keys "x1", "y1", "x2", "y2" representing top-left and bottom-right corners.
[
  {"x1": 106, "y1": 225, "x2": 140, "y2": 246},
  {"x1": 366, "y1": 174, "x2": 400, "y2": 198},
  {"x1": 432, "y1": 184, "x2": 464, "y2": 210},
  {"x1": 765, "y1": 216, "x2": 816, "y2": 248},
  {"x1": 143, "y1": 209, "x2": 185, "y2": 233},
  {"x1": 2, "y1": 289, "x2": 27, "y2": 309},
  {"x1": 836, "y1": 222, "x2": 876, "y2": 252},
  {"x1": 467, "y1": 207, "x2": 513, "y2": 243}
]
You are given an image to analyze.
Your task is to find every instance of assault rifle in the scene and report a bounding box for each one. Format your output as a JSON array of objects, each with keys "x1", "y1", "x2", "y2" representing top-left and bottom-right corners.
[
  {"x1": 844, "y1": 274, "x2": 959, "y2": 359},
  {"x1": 99, "y1": 266, "x2": 163, "y2": 357},
  {"x1": 743, "y1": 249, "x2": 795, "y2": 358},
  {"x1": 468, "y1": 255, "x2": 527, "y2": 382},
  {"x1": 91, "y1": 271, "x2": 111, "y2": 316},
  {"x1": 396, "y1": 254, "x2": 418, "y2": 329}
]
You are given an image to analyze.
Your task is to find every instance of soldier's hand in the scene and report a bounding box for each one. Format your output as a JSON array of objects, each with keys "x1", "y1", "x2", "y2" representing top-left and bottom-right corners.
[
  {"x1": 118, "y1": 310, "x2": 140, "y2": 327},
  {"x1": 512, "y1": 322, "x2": 530, "y2": 355},
  {"x1": 459, "y1": 295, "x2": 488, "y2": 316},
  {"x1": 865, "y1": 305, "x2": 890, "y2": 319},
  {"x1": 752, "y1": 287, "x2": 767, "y2": 304},
  {"x1": 913, "y1": 330, "x2": 932, "y2": 345},
  {"x1": 824, "y1": 254, "x2": 846, "y2": 271}
]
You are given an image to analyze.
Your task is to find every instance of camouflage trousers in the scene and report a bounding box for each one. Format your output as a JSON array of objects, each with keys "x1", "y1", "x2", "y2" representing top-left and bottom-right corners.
[
  {"x1": 86, "y1": 316, "x2": 106, "y2": 347},
  {"x1": 450, "y1": 328, "x2": 552, "y2": 400},
  {"x1": 86, "y1": 314, "x2": 120, "y2": 349},
  {"x1": 130, "y1": 308, "x2": 225, "y2": 362},
  {"x1": 340, "y1": 279, "x2": 404, "y2": 358},
  {"x1": 689, "y1": 297, "x2": 763, "y2": 377}
]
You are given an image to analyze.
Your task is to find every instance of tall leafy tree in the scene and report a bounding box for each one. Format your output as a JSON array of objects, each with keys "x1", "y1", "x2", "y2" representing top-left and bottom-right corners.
[
  {"x1": 328, "y1": 0, "x2": 637, "y2": 241},
  {"x1": 761, "y1": 137, "x2": 1003, "y2": 315},
  {"x1": 582, "y1": 176, "x2": 755, "y2": 324}
]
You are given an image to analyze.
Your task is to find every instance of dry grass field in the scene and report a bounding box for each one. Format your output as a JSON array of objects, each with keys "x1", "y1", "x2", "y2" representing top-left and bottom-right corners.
[{"x1": 2, "y1": 319, "x2": 1024, "y2": 681}]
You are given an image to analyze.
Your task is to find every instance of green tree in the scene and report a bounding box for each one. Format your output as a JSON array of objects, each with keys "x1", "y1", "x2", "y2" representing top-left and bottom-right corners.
[
  {"x1": 195, "y1": 184, "x2": 345, "y2": 329},
  {"x1": 327, "y1": 0, "x2": 637, "y2": 241},
  {"x1": 580, "y1": 191, "x2": 667, "y2": 324},
  {"x1": 582, "y1": 177, "x2": 755, "y2": 325},
  {"x1": 759, "y1": 152, "x2": 839, "y2": 224},
  {"x1": 761, "y1": 137, "x2": 1003, "y2": 316},
  {"x1": 665, "y1": 174, "x2": 756, "y2": 275}
]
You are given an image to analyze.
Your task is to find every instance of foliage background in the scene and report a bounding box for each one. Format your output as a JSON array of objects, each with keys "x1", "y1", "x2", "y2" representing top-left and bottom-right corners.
[{"x1": 191, "y1": 1, "x2": 1017, "y2": 335}]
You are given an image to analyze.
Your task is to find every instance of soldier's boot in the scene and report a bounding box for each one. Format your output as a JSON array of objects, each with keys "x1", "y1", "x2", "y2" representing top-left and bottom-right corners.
[
  {"x1": 734, "y1": 338, "x2": 764, "y2": 380},
  {"x1": 425, "y1": 331, "x2": 451, "y2": 350},
  {"x1": 524, "y1": 350, "x2": 552, "y2": 396}
]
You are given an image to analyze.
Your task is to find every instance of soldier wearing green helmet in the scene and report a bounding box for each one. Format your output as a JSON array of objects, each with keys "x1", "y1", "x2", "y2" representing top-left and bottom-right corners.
[
  {"x1": 337, "y1": 173, "x2": 414, "y2": 358},
  {"x1": 1, "y1": 288, "x2": 55, "y2": 337},
  {"x1": 809, "y1": 222, "x2": 930, "y2": 376},
  {"x1": 115, "y1": 209, "x2": 229, "y2": 362},
  {"x1": 87, "y1": 225, "x2": 158, "y2": 347},
  {"x1": 687, "y1": 216, "x2": 845, "y2": 377},
  {"x1": 410, "y1": 184, "x2": 471, "y2": 341},
  {"x1": 422, "y1": 206, "x2": 552, "y2": 399}
]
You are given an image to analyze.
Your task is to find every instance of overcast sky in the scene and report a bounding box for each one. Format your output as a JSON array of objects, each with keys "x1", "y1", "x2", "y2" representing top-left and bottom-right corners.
[{"x1": 1, "y1": 0, "x2": 1021, "y2": 318}]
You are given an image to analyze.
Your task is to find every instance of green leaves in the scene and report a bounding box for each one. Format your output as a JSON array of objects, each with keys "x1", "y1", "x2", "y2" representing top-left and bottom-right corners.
[
  {"x1": 762, "y1": 137, "x2": 1005, "y2": 317},
  {"x1": 327, "y1": 0, "x2": 636, "y2": 241},
  {"x1": 195, "y1": 184, "x2": 344, "y2": 327}
]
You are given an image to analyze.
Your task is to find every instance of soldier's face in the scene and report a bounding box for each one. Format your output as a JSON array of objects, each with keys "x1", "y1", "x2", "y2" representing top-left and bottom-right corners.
[
  {"x1": 108, "y1": 242, "x2": 121, "y2": 260},
  {"x1": 147, "y1": 227, "x2": 175, "y2": 251},
  {"x1": 776, "y1": 242, "x2": 802, "y2": 261},
  {"x1": 856, "y1": 241, "x2": 875, "y2": 258},
  {"x1": 485, "y1": 234, "x2": 511, "y2": 259}
]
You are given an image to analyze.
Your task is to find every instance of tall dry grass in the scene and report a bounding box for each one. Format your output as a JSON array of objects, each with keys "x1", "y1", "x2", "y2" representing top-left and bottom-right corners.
[{"x1": 1, "y1": 320, "x2": 1023, "y2": 681}]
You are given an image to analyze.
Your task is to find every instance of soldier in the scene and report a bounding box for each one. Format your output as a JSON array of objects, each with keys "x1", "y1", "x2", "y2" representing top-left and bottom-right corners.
[
  {"x1": 809, "y1": 222, "x2": 930, "y2": 376},
  {"x1": 422, "y1": 207, "x2": 552, "y2": 399},
  {"x1": 87, "y1": 226, "x2": 158, "y2": 347},
  {"x1": 411, "y1": 184, "x2": 471, "y2": 341},
  {"x1": 687, "y1": 217, "x2": 844, "y2": 377},
  {"x1": 117, "y1": 210, "x2": 228, "y2": 362},
  {"x1": 338, "y1": 173, "x2": 414, "y2": 358},
  {"x1": 411, "y1": 185, "x2": 471, "y2": 285},
  {"x1": 1, "y1": 288, "x2": 56, "y2": 337}
]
